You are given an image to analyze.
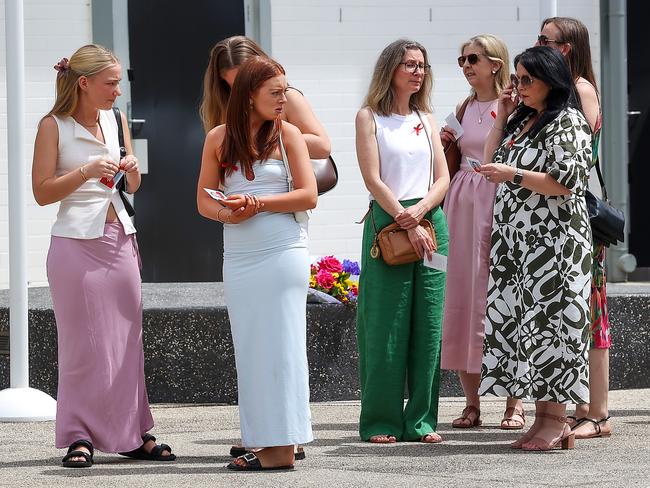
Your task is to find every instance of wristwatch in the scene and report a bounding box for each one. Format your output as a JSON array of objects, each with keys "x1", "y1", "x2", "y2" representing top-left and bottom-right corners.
[{"x1": 513, "y1": 168, "x2": 523, "y2": 185}]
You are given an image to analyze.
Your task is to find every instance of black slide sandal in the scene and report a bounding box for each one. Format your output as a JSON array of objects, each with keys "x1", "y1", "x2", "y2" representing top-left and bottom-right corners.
[
  {"x1": 119, "y1": 433, "x2": 176, "y2": 461},
  {"x1": 62, "y1": 439, "x2": 94, "y2": 468}
]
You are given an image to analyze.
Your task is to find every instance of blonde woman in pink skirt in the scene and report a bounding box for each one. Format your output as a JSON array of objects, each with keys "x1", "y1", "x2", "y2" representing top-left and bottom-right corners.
[
  {"x1": 32, "y1": 44, "x2": 175, "y2": 468},
  {"x1": 440, "y1": 35, "x2": 525, "y2": 430}
]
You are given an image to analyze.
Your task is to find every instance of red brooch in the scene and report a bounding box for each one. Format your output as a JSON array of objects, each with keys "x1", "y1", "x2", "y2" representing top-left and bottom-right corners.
[
  {"x1": 412, "y1": 123, "x2": 424, "y2": 136},
  {"x1": 221, "y1": 161, "x2": 238, "y2": 172},
  {"x1": 490, "y1": 111, "x2": 497, "y2": 119}
]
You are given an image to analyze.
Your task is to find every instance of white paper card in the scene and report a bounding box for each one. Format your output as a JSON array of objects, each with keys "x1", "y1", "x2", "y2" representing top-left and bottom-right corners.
[
  {"x1": 424, "y1": 252, "x2": 448, "y2": 272},
  {"x1": 203, "y1": 188, "x2": 226, "y2": 201},
  {"x1": 444, "y1": 112, "x2": 464, "y2": 139},
  {"x1": 466, "y1": 157, "x2": 481, "y2": 172}
]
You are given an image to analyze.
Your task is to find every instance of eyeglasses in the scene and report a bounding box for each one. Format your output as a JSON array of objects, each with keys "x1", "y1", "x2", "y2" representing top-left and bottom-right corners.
[
  {"x1": 457, "y1": 53, "x2": 484, "y2": 67},
  {"x1": 510, "y1": 73, "x2": 536, "y2": 89},
  {"x1": 399, "y1": 61, "x2": 431, "y2": 74},
  {"x1": 537, "y1": 35, "x2": 565, "y2": 46}
]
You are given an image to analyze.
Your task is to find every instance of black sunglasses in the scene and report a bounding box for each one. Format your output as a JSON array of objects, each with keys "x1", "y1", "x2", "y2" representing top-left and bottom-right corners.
[
  {"x1": 510, "y1": 73, "x2": 536, "y2": 89},
  {"x1": 537, "y1": 34, "x2": 565, "y2": 46},
  {"x1": 457, "y1": 53, "x2": 483, "y2": 67}
]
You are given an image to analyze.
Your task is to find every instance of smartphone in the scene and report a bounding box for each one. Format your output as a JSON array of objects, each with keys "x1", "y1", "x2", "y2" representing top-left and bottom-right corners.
[{"x1": 510, "y1": 74, "x2": 519, "y2": 102}]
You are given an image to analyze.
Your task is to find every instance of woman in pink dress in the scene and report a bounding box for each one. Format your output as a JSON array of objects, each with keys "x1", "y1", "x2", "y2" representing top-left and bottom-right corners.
[
  {"x1": 440, "y1": 35, "x2": 524, "y2": 430},
  {"x1": 32, "y1": 44, "x2": 174, "y2": 468}
]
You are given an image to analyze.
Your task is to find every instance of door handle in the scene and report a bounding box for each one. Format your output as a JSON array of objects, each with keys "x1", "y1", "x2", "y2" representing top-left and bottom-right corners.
[
  {"x1": 628, "y1": 111, "x2": 641, "y2": 116},
  {"x1": 129, "y1": 118, "x2": 146, "y2": 124}
]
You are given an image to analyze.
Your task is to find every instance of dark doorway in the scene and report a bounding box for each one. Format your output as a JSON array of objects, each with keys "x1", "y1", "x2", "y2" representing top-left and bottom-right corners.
[
  {"x1": 127, "y1": 1, "x2": 245, "y2": 281},
  {"x1": 628, "y1": 1, "x2": 650, "y2": 267}
]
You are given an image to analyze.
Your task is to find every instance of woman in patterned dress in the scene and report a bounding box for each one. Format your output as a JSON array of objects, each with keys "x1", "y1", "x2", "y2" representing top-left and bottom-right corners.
[
  {"x1": 478, "y1": 46, "x2": 592, "y2": 451},
  {"x1": 537, "y1": 17, "x2": 612, "y2": 439}
]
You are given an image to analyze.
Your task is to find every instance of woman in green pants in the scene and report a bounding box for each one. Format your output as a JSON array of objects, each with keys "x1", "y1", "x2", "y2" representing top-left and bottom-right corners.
[{"x1": 354, "y1": 39, "x2": 450, "y2": 444}]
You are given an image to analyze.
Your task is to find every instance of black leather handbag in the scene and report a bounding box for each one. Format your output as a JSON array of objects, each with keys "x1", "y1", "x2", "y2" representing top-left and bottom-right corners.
[{"x1": 586, "y1": 160, "x2": 624, "y2": 247}]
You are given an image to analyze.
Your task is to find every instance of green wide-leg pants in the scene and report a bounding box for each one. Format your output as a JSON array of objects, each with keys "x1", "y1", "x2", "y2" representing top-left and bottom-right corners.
[{"x1": 356, "y1": 199, "x2": 448, "y2": 441}]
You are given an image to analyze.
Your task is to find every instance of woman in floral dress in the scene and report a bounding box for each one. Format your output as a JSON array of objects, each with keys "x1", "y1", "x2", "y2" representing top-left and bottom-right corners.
[{"x1": 478, "y1": 46, "x2": 592, "y2": 451}]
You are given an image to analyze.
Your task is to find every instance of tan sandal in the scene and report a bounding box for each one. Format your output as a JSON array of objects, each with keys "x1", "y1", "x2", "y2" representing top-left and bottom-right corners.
[
  {"x1": 501, "y1": 406, "x2": 526, "y2": 430},
  {"x1": 452, "y1": 405, "x2": 482, "y2": 429},
  {"x1": 521, "y1": 414, "x2": 575, "y2": 451},
  {"x1": 368, "y1": 434, "x2": 396, "y2": 443},
  {"x1": 420, "y1": 432, "x2": 442, "y2": 443}
]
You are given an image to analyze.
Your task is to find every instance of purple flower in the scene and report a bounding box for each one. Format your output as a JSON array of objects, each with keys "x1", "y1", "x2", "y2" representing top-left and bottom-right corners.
[{"x1": 342, "y1": 259, "x2": 360, "y2": 275}]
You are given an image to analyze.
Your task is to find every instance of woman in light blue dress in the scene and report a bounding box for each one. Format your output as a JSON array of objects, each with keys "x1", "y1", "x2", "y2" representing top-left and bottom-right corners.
[{"x1": 197, "y1": 56, "x2": 317, "y2": 471}]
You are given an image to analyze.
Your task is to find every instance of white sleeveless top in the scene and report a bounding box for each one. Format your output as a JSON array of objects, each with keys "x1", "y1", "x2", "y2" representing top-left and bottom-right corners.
[
  {"x1": 371, "y1": 111, "x2": 433, "y2": 200},
  {"x1": 50, "y1": 110, "x2": 136, "y2": 239}
]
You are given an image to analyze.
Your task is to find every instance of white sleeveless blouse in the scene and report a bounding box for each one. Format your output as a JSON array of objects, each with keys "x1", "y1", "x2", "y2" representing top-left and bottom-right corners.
[
  {"x1": 50, "y1": 110, "x2": 136, "y2": 238},
  {"x1": 371, "y1": 111, "x2": 433, "y2": 200}
]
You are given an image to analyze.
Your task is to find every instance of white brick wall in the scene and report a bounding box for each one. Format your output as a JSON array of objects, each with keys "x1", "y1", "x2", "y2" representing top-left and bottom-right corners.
[
  {"x1": 0, "y1": 0, "x2": 92, "y2": 288},
  {"x1": 0, "y1": 0, "x2": 599, "y2": 287},
  {"x1": 269, "y1": 0, "x2": 600, "y2": 263}
]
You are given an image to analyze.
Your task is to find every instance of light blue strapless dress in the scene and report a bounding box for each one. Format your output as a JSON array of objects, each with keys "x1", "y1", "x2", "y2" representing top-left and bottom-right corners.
[{"x1": 222, "y1": 159, "x2": 313, "y2": 448}]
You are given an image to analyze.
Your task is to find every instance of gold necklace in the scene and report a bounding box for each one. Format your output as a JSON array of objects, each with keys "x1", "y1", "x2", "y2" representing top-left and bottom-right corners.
[
  {"x1": 75, "y1": 115, "x2": 100, "y2": 127},
  {"x1": 475, "y1": 99, "x2": 493, "y2": 124}
]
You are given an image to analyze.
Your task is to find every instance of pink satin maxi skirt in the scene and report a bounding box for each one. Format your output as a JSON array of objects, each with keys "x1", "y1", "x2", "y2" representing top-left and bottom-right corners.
[{"x1": 47, "y1": 222, "x2": 153, "y2": 453}]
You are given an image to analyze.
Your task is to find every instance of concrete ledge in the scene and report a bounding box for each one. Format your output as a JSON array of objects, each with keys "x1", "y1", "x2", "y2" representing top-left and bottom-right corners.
[{"x1": 1, "y1": 282, "x2": 649, "y2": 402}]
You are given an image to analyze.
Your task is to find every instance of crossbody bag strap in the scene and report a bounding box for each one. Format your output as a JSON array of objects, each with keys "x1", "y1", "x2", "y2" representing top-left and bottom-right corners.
[
  {"x1": 279, "y1": 130, "x2": 295, "y2": 192},
  {"x1": 594, "y1": 157, "x2": 608, "y2": 201},
  {"x1": 112, "y1": 107, "x2": 135, "y2": 217},
  {"x1": 415, "y1": 110, "x2": 434, "y2": 190},
  {"x1": 112, "y1": 107, "x2": 126, "y2": 158}
]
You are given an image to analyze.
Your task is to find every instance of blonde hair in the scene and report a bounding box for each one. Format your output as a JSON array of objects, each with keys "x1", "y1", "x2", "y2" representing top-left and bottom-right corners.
[
  {"x1": 460, "y1": 34, "x2": 510, "y2": 97},
  {"x1": 46, "y1": 44, "x2": 118, "y2": 118},
  {"x1": 363, "y1": 39, "x2": 433, "y2": 116},
  {"x1": 199, "y1": 36, "x2": 267, "y2": 132}
]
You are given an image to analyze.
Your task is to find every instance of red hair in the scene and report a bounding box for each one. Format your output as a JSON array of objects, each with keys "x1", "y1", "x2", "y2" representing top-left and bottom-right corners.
[{"x1": 220, "y1": 57, "x2": 285, "y2": 180}]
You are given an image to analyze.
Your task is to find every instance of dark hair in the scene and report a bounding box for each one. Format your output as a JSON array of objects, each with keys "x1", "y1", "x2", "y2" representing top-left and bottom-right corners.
[
  {"x1": 541, "y1": 17, "x2": 598, "y2": 94},
  {"x1": 220, "y1": 57, "x2": 285, "y2": 180},
  {"x1": 506, "y1": 46, "x2": 578, "y2": 138}
]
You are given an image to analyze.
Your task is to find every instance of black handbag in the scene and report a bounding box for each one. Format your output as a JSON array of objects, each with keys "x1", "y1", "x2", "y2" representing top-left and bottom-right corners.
[
  {"x1": 112, "y1": 107, "x2": 136, "y2": 217},
  {"x1": 585, "y1": 159, "x2": 624, "y2": 247}
]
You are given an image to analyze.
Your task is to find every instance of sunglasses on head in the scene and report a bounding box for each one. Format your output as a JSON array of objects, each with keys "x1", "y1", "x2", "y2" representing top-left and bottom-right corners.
[
  {"x1": 537, "y1": 34, "x2": 565, "y2": 46},
  {"x1": 511, "y1": 73, "x2": 536, "y2": 89},
  {"x1": 457, "y1": 53, "x2": 483, "y2": 67}
]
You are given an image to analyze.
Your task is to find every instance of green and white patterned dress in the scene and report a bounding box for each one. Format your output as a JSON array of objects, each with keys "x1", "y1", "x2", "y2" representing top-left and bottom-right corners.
[{"x1": 479, "y1": 108, "x2": 593, "y2": 405}]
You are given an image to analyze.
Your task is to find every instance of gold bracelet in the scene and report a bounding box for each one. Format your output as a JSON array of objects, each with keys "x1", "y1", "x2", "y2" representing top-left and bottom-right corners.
[
  {"x1": 79, "y1": 165, "x2": 88, "y2": 181},
  {"x1": 492, "y1": 124, "x2": 505, "y2": 131}
]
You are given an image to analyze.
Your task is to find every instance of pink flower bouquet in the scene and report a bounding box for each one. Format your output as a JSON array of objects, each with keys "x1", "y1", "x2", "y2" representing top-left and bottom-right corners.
[{"x1": 308, "y1": 256, "x2": 359, "y2": 305}]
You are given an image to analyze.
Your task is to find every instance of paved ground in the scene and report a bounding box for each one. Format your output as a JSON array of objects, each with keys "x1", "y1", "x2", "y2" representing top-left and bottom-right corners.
[{"x1": 1, "y1": 389, "x2": 649, "y2": 488}]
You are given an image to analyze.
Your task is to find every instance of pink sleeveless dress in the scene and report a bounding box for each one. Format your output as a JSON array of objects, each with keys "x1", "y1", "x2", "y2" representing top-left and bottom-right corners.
[{"x1": 441, "y1": 98, "x2": 498, "y2": 373}]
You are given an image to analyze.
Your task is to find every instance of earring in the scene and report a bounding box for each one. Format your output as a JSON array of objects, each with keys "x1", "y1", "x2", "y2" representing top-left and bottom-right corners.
[{"x1": 491, "y1": 69, "x2": 497, "y2": 74}]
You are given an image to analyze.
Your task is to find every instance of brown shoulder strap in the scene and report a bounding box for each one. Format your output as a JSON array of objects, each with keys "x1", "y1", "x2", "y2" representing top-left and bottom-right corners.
[{"x1": 456, "y1": 96, "x2": 473, "y2": 123}]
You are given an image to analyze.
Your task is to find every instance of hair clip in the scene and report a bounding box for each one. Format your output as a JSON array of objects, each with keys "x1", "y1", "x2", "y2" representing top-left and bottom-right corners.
[{"x1": 54, "y1": 58, "x2": 70, "y2": 74}]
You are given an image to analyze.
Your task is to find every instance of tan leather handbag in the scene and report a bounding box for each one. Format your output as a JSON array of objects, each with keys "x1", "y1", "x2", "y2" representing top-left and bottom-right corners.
[
  {"x1": 374, "y1": 219, "x2": 437, "y2": 266},
  {"x1": 364, "y1": 110, "x2": 437, "y2": 266}
]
